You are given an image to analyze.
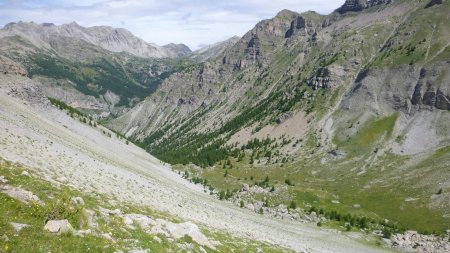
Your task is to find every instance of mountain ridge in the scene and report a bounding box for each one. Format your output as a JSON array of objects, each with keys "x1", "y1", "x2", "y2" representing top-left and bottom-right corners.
[{"x1": 0, "y1": 21, "x2": 192, "y2": 58}]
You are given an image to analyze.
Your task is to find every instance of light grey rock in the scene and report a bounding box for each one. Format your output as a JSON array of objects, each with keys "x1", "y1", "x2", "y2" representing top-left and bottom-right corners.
[
  {"x1": 20, "y1": 171, "x2": 30, "y2": 177},
  {"x1": 44, "y1": 219, "x2": 74, "y2": 234},
  {"x1": 70, "y1": 196, "x2": 85, "y2": 206},
  {"x1": 1, "y1": 234, "x2": 9, "y2": 242},
  {"x1": 128, "y1": 249, "x2": 148, "y2": 253},
  {"x1": 353, "y1": 204, "x2": 361, "y2": 209},
  {"x1": 9, "y1": 222, "x2": 30, "y2": 233},
  {"x1": 0, "y1": 175, "x2": 7, "y2": 183},
  {"x1": 0, "y1": 185, "x2": 43, "y2": 205}
]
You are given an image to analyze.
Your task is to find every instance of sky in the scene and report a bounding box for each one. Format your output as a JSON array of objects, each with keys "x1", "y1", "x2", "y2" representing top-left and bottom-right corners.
[{"x1": 0, "y1": 0, "x2": 344, "y2": 50}]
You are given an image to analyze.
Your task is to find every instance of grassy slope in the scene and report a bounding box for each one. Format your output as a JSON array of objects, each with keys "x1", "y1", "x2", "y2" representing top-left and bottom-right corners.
[{"x1": 0, "y1": 159, "x2": 290, "y2": 253}]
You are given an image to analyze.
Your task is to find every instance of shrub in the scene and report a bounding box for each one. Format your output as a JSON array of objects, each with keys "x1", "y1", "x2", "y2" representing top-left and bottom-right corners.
[{"x1": 289, "y1": 201, "x2": 297, "y2": 210}]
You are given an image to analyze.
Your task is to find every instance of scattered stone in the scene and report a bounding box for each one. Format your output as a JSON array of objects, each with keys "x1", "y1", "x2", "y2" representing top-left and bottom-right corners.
[
  {"x1": 99, "y1": 207, "x2": 122, "y2": 216},
  {"x1": 153, "y1": 236, "x2": 162, "y2": 243},
  {"x1": 21, "y1": 171, "x2": 30, "y2": 177},
  {"x1": 331, "y1": 200, "x2": 340, "y2": 204},
  {"x1": 1, "y1": 234, "x2": 9, "y2": 242},
  {"x1": 70, "y1": 196, "x2": 85, "y2": 206},
  {"x1": 9, "y1": 222, "x2": 30, "y2": 233},
  {"x1": 128, "y1": 250, "x2": 147, "y2": 253},
  {"x1": 391, "y1": 231, "x2": 450, "y2": 253},
  {"x1": 102, "y1": 233, "x2": 113, "y2": 240},
  {"x1": 0, "y1": 185, "x2": 43, "y2": 205},
  {"x1": 44, "y1": 219, "x2": 74, "y2": 235},
  {"x1": 310, "y1": 211, "x2": 319, "y2": 223},
  {"x1": 241, "y1": 184, "x2": 250, "y2": 192},
  {"x1": 0, "y1": 175, "x2": 7, "y2": 183},
  {"x1": 56, "y1": 176, "x2": 68, "y2": 183},
  {"x1": 352, "y1": 204, "x2": 361, "y2": 209},
  {"x1": 84, "y1": 209, "x2": 98, "y2": 229}
]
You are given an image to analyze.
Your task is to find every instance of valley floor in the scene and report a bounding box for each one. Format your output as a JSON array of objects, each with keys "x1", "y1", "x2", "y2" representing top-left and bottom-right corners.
[{"x1": 0, "y1": 76, "x2": 391, "y2": 252}]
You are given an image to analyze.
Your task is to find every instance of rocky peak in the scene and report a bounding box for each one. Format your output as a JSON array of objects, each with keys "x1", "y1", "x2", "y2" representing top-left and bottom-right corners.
[
  {"x1": 162, "y1": 43, "x2": 192, "y2": 57},
  {"x1": 336, "y1": 0, "x2": 393, "y2": 14}
]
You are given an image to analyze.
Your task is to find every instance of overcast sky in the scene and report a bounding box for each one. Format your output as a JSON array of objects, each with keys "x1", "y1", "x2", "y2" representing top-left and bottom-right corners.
[{"x1": 0, "y1": 0, "x2": 344, "y2": 50}]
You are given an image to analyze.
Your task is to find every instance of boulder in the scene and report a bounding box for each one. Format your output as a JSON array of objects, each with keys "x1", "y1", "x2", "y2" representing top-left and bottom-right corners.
[
  {"x1": 9, "y1": 222, "x2": 30, "y2": 233},
  {"x1": 1, "y1": 185, "x2": 43, "y2": 205},
  {"x1": 0, "y1": 175, "x2": 7, "y2": 183},
  {"x1": 70, "y1": 196, "x2": 85, "y2": 206},
  {"x1": 44, "y1": 219, "x2": 74, "y2": 234},
  {"x1": 21, "y1": 171, "x2": 30, "y2": 177}
]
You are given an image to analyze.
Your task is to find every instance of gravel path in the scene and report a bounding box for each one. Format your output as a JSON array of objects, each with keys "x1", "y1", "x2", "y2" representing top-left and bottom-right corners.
[{"x1": 0, "y1": 77, "x2": 392, "y2": 253}]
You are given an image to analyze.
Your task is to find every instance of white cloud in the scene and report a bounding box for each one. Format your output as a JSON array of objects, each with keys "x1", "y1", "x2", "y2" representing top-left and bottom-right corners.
[{"x1": 0, "y1": 0, "x2": 345, "y2": 50}]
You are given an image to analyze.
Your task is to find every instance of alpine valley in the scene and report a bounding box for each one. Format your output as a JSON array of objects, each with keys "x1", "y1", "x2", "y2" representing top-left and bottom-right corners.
[{"x1": 0, "y1": 0, "x2": 449, "y2": 252}]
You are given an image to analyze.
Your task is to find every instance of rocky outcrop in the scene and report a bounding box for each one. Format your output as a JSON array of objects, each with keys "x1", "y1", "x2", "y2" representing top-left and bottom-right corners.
[
  {"x1": 336, "y1": 0, "x2": 393, "y2": 14},
  {"x1": 0, "y1": 56, "x2": 27, "y2": 76},
  {"x1": 411, "y1": 67, "x2": 450, "y2": 110},
  {"x1": 390, "y1": 231, "x2": 450, "y2": 253},
  {"x1": 425, "y1": 0, "x2": 443, "y2": 8},
  {"x1": 308, "y1": 68, "x2": 333, "y2": 89},
  {"x1": 285, "y1": 16, "x2": 319, "y2": 38}
]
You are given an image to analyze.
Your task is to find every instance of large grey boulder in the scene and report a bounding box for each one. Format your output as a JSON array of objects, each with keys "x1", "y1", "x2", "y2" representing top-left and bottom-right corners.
[{"x1": 44, "y1": 219, "x2": 74, "y2": 234}]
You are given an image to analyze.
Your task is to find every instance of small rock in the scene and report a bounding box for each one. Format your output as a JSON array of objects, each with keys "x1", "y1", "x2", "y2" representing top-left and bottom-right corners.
[
  {"x1": 0, "y1": 175, "x2": 7, "y2": 183},
  {"x1": 9, "y1": 222, "x2": 30, "y2": 233},
  {"x1": 310, "y1": 211, "x2": 319, "y2": 223},
  {"x1": 128, "y1": 250, "x2": 147, "y2": 253},
  {"x1": 153, "y1": 236, "x2": 162, "y2": 243},
  {"x1": 353, "y1": 204, "x2": 361, "y2": 209},
  {"x1": 1, "y1": 234, "x2": 9, "y2": 242},
  {"x1": 241, "y1": 184, "x2": 250, "y2": 192},
  {"x1": 102, "y1": 233, "x2": 113, "y2": 240},
  {"x1": 331, "y1": 200, "x2": 340, "y2": 204},
  {"x1": 44, "y1": 219, "x2": 74, "y2": 234},
  {"x1": 1, "y1": 185, "x2": 43, "y2": 205},
  {"x1": 56, "y1": 176, "x2": 68, "y2": 183},
  {"x1": 21, "y1": 171, "x2": 30, "y2": 177},
  {"x1": 70, "y1": 196, "x2": 85, "y2": 206}
]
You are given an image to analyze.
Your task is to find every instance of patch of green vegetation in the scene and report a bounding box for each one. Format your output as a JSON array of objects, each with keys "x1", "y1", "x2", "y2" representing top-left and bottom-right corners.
[{"x1": 335, "y1": 114, "x2": 398, "y2": 157}]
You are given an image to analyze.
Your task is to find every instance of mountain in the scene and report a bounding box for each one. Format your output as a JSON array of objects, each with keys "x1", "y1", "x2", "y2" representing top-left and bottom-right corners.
[
  {"x1": 0, "y1": 22, "x2": 193, "y2": 117},
  {"x1": 0, "y1": 21, "x2": 191, "y2": 58},
  {"x1": 191, "y1": 36, "x2": 241, "y2": 62},
  {"x1": 109, "y1": 0, "x2": 450, "y2": 239},
  {"x1": 1, "y1": 0, "x2": 450, "y2": 251}
]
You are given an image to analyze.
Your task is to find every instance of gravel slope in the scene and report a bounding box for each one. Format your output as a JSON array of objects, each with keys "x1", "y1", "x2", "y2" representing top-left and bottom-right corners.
[{"x1": 0, "y1": 76, "x2": 391, "y2": 253}]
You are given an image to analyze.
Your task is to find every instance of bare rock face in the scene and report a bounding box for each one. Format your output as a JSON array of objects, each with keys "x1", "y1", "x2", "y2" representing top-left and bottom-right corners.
[
  {"x1": 336, "y1": 0, "x2": 393, "y2": 14},
  {"x1": 308, "y1": 68, "x2": 333, "y2": 90},
  {"x1": 411, "y1": 66, "x2": 450, "y2": 110},
  {"x1": 0, "y1": 56, "x2": 27, "y2": 76},
  {"x1": 425, "y1": 0, "x2": 443, "y2": 8}
]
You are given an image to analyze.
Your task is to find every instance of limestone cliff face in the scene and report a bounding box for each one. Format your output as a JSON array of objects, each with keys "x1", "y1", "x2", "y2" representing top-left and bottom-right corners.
[
  {"x1": 411, "y1": 67, "x2": 450, "y2": 110},
  {"x1": 336, "y1": 0, "x2": 393, "y2": 14}
]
